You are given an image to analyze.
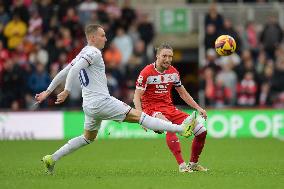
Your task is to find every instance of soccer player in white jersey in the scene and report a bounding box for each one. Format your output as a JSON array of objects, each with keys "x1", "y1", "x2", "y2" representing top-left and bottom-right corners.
[{"x1": 35, "y1": 24, "x2": 197, "y2": 174}]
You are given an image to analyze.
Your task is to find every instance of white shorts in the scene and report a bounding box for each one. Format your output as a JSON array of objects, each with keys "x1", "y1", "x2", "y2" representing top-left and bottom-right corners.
[{"x1": 83, "y1": 96, "x2": 132, "y2": 131}]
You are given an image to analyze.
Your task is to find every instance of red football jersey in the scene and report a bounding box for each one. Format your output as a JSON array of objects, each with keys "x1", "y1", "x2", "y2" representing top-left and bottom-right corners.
[{"x1": 136, "y1": 63, "x2": 182, "y2": 110}]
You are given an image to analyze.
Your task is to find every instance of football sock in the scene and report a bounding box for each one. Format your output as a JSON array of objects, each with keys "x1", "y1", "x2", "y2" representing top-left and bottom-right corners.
[
  {"x1": 193, "y1": 122, "x2": 207, "y2": 136},
  {"x1": 139, "y1": 112, "x2": 183, "y2": 133},
  {"x1": 52, "y1": 135, "x2": 92, "y2": 161},
  {"x1": 166, "y1": 132, "x2": 184, "y2": 165},
  {"x1": 190, "y1": 131, "x2": 207, "y2": 163}
]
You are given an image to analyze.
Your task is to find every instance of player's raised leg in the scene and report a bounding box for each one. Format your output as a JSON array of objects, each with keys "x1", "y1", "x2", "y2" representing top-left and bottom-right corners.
[
  {"x1": 189, "y1": 121, "x2": 208, "y2": 171},
  {"x1": 125, "y1": 109, "x2": 196, "y2": 137}
]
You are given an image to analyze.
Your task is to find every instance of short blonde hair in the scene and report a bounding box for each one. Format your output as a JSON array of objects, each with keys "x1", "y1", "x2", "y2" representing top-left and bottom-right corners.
[{"x1": 85, "y1": 24, "x2": 102, "y2": 36}]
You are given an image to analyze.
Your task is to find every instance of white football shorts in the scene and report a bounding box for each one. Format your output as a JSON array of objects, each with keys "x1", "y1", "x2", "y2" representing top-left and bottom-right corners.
[{"x1": 83, "y1": 96, "x2": 132, "y2": 131}]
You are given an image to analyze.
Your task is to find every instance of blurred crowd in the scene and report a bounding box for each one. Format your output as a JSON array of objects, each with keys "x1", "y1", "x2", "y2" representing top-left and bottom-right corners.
[
  {"x1": 189, "y1": 0, "x2": 284, "y2": 3},
  {"x1": 0, "y1": 1, "x2": 283, "y2": 111},
  {"x1": 200, "y1": 3, "x2": 284, "y2": 108},
  {"x1": 0, "y1": 0, "x2": 154, "y2": 110}
]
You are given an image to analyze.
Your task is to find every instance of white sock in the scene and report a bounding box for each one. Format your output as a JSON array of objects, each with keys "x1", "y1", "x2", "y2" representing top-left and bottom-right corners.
[
  {"x1": 139, "y1": 112, "x2": 183, "y2": 133},
  {"x1": 52, "y1": 135, "x2": 91, "y2": 161},
  {"x1": 193, "y1": 122, "x2": 207, "y2": 136}
]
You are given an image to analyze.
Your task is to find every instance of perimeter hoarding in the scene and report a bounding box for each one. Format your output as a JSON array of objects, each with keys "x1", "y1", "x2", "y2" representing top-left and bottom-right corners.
[
  {"x1": 63, "y1": 109, "x2": 284, "y2": 139},
  {"x1": 0, "y1": 112, "x2": 63, "y2": 140},
  {"x1": 0, "y1": 110, "x2": 283, "y2": 140}
]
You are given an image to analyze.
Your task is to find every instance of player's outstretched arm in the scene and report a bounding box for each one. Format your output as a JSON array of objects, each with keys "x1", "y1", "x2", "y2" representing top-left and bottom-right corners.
[
  {"x1": 55, "y1": 58, "x2": 89, "y2": 104},
  {"x1": 133, "y1": 89, "x2": 145, "y2": 111},
  {"x1": 35, "y1": 64, "x2": 72, "y2": 104},
  {"x1": 175, "y1": 86, "x2": 207, "y2": 120}
]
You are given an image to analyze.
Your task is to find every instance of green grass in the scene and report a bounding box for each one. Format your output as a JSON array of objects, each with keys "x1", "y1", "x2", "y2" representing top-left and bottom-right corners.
[{"x1": 0, "y1": 138, "x2": 283, "y2": 189}]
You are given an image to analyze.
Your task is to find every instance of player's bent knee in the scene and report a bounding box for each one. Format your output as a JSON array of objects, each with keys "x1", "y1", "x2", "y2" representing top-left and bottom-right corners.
[{"x1": 84, "y1": 130, "x2": 98, "y2": 141}]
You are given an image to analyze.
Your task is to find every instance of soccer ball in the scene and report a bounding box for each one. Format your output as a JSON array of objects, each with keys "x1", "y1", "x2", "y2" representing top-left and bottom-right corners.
[{"x1": 215, "y1": 35, "x2": 236, "y2": 56}]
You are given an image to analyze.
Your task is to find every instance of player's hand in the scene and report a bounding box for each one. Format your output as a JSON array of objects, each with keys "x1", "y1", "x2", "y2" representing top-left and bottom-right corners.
[
  {"x1": 197, "y1": 107, "x2": 207, "y2": 120},
  {"x1": 55, "y1": 90, "x2": 69, "y2": 104},
  {"x1": 35, "y1": 91, "x2": 49, "y2": 104}
]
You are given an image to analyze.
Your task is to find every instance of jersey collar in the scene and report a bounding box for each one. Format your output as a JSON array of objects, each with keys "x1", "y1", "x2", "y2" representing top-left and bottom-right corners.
[{"x1": 153, "y1": 62, "x2": 166, "y2": 74}]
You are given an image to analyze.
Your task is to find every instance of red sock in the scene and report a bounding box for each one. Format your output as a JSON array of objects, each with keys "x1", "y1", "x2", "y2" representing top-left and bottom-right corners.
[
  {"x1": 190, "y1": 131, "x2": 207, "y2": 163},
  {"x1": 166, "y1": 132, "x2": 184, "y2": 165}
]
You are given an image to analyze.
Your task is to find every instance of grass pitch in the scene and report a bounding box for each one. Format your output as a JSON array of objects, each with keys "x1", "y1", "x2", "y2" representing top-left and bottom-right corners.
[{"x1": 0, "y1": 138, "x2": 283, "y2": 189}]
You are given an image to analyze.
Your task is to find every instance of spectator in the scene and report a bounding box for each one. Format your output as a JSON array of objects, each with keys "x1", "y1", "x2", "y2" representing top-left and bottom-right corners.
[
  {"x1": 216, "y1": 62, "x2": 237, "y2": 105},
  {"x1": 137, "y1": 13, "x2": 155, "y2": 47},
  {"x1": 52, "y1": 51, "x2": 68, "y2": 70},
  {"x1": 237, "y1": 72, "x2": 257, "y2": 106},
  {"x1": 125, "y1": 40, "x2": 148, "y2": 90},
  {"x1": 200, "y1": 67, "x2": 215, "y2": 106},
  {"x1": 3, "y1": 14, "x2": 27, "y2": 50},
  {"x1": 259, "y1": 82, "x2": 272, "y2": 107},
  {"x1": 104, "y1": 42, "x2": 122, "y2": 69},
  {"x1": 0, "y1": 40, "x2": 9, "y2": 76},
  {"x1": 204, "y1": 24, "x2": 219, "y2": 50},
  {"x1": 255, "y1": 50, "x2": 267, "y2": 75},
  {"x1": 113, "y1": 27, "x2": 133, "y2": 69},
  {"x1": 235, "y1": 49, "x2": 256, "y2": 81},
  {"x1": 259, "y1": 63, "x2": 274, "y2": 85},
  {"x1": 12, "y1": 0, "x2": 30, "y2": 24},
  {"x1": 62, "y1": 7, "x2": 82, "y2": 38},
  {"x1": 271, "y1": 56, "x2": 284, "y2": 106},
  {"x1": 259, "y1": 15, "x2": 283, "y2": 59},
  {"x1": 37, "y1": 0, "x2": 54, "y2": 32},
  {"x1": 29, "y1": 44, "x2": 49, "y2": 66},
  {"x1": 242, "y1": 21, "x2": 259, "y2": 51},
  {"x1": 128, "y1": 23, "x2": 140, "y2": 46},
  {"x1": 1, "y1": 59, "x2": 26, "y2": 109},
  {"x1": 12, "y1": 43, "x2": 29, "y2": 66},
  {"x1": 28, "y1": 62, "x2": 50, "y2": 96},
  {"x1": 0, "y1": 3, "x2": 10, "y2": 32},
  {"x1": 59, "y1": 27, "x2": 72, "y2": 50},
  {"x1": 28, "y1": 9, "x2": 42, "y2": 34},
  {"x1": 105, "y1": 0, "x2": 121, "y2": 21},
  {"x1": 205, "y1": 3, "x2": 224, "y2": 34},
  {"x1": 211, "y1": 76, "x2": 232, "y2": 108},
  {"x1": 203, "y1": 48, "x2": 221, "y2": 73},
  {"x1": 121, "y1": 0, "x2": 137, "y2": 29},
  {"x1": 77, "y1": 0, "x2": 98, "y2": 25}
]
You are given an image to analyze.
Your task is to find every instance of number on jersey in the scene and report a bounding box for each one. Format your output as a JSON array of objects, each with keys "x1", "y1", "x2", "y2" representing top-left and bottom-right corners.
[{"x1": 79, "y1": 69, "x2": 89, "y2": 86}]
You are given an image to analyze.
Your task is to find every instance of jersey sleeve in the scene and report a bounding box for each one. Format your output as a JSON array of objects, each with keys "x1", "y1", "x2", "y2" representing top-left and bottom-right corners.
[
  {"x1": 136, "y1": 68, "x2": 149, "y2": 90},
  {"x1": 173, "y1": 68, "x2": 182, "y2": 87},
  {"x1": 81, "y1": 50, "x2": 101, "y2": 65}
]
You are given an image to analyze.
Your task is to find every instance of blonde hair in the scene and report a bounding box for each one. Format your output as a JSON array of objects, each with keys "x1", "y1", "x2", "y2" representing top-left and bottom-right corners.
[{"x1": 84, "y1": 24, "x2": 102, "y2": 36}]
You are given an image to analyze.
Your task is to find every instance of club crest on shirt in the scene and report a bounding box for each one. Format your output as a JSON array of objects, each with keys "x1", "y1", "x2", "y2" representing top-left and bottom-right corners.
[{"x1": 147, "y1": 74, "x2": 177, "y2": 84}]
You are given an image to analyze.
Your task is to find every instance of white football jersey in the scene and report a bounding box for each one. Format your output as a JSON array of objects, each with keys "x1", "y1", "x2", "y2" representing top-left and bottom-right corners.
[{"x1": 71, "y1": 45, "x2": 110, "y2": 106}]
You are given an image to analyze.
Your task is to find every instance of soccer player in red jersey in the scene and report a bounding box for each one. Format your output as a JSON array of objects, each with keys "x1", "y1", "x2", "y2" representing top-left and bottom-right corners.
[{"x1": 133, "y1": 43, "x2": 208, "y2": 172}]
